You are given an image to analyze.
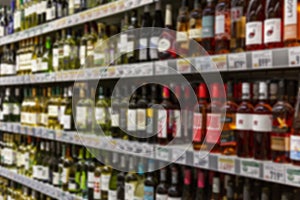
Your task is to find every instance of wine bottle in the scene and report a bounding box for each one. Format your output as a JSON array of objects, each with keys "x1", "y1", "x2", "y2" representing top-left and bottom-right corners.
[
  {"x1": 144, "y1": 159, "x2": 157, "y2": 200},
  {"x1": 139, "y1": 5, "x2": 152, "y2": 62},
  {"x1": 168, "y1": 164, "x2": 182, "y2": 199}
]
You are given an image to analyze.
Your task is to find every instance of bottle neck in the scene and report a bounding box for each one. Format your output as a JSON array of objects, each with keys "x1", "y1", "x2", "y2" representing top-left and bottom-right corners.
[{"x1": 165, "y1": 6, "x2": 172, "y2": 27}]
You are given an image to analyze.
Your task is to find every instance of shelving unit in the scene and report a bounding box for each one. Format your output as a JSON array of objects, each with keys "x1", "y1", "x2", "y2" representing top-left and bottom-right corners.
[{"x1": 1, "y1": 122, "x2": 300, "y2": 188}]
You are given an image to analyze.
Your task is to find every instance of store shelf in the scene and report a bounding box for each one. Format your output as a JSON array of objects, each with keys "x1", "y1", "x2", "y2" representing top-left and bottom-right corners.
[
  {"x1": 1, "y1": 122, "x2": 300, "y2": 187},
  {"x1": 0, "y1": 167, "x2": 81, "y2": 200},
  {"x1": 0, "y1": 0, "x2": 153, "y2": 46},
  {"x1": 1, "y1": 47, "x2": 300, "y2": 86}
]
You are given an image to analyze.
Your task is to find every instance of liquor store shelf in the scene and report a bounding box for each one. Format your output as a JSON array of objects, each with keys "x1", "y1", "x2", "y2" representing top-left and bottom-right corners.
[
  {"x1": 0, "y1": 167, "x2": 82, "y2": 200},
  {"x1": 1, "y1": 122, "x2": 300, "y2": 188},
  {"x1": 1, "y1": 47, "x2": 300, "y2": 86},
  {"x1": 0, "y1": 0, "x2": 153, "y2": 46}
]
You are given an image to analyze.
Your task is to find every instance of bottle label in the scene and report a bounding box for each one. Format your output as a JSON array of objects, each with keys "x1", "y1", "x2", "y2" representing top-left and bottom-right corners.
[
  {"x1": 2, "y1": 148, "x2": 15, "y2": 165},
  {"x1": 139, "y1": 38, "x2": 148, "y2": 60},
  {"x1": 120, "y1": 34, "x2": 128, "y2": 53},
  {"x1": 158, "y1": 38, "x2": 171, "y2": 52},
  {"x1": 0, "y1": 27, "x2": 4, "y2": 37},
  {"x1": 157, "y1": 109, "x2": 167, "y2": 138},
  {"x1": 127, "y1": 109, "x2": 137, "y2": 131},
  {"x1": 271, "y1": 135, "x2": 290, "y2": 151},
  {"x1": 52, "y1": 172, "x2": 60, "y2": 185},
  {"x1": 64, "y1": 45, "x2": 71, "y2": 56},
  {"x1": 284, "y1": 0, "x2": 297, "y2": 39},
  {"x1": 206, "y1": 114, "x2": 221, "y2": 143},
  {"x1": 40, "y1": 62, "x2": 48, "y2": 71},
  {"x1": 95, "y1": 107, "x2": 106, "y2": 124},
  {"x1": 149, "y1": 36, "x2": 159, "y2": 59},
  {"x1": 127, "y1": 41, "x2": 135, "y2": 53},
  {"x1": 173, "y1": 110, "x2": 181, "y2": 138},
  {"x1": 101, "y1": 174, "x2": 110, "y2": 191},
  {"x1": 202, "y1": 16, "x2": 214, "y2": 38},
  {"x1": 111, "y1": 113, "x2": 119, "y2": 127},
  {"x1": 68, "y1": 182, "x2": 77, "y2": 190},
  {"x1": 236, "y1": 113, "x2": 252, "y2": 130},
  {"x1": 176, "y1": 31, "x2": 188, "y2": 42},
  {"x1": 252, "y1": 114, "x2": 272, "y2": 132},
  {"x1": 120, "y1": 108, "x2": 127, "y2": 130},
  {"x1": 61, "y1": 167, "x2": 70, "y2": 184},
  {"x1": 12, "y1": 103, "x2": 20, "y2": 115},
  {"x1": 40, "y1": 113, "x2": 49, "y2": 126},
  {"x1": 76, "y1": 106, "x2": 87, "y2": 128},
  {"x1": 48, "y1": 105, "x2": 59, "y2": 117},
  {"x1": 290, "y1": 135, "x2": 300, "y2": 160},
  {"x1": 231, "y1": 6, "x2": 243, "y2": 22},
  {"x1": 125, "y1": 182, "x2": 136, "y2": 200},
  {"x1": 42, "y1": 166, "x2": 49, "y2": 181},
  {"x1": 53, "y1": 48, "x2": 59, "y2": 69},
  {"x1": 155, "y1": 194, "x2": 168, "y2": 200},
  {"x1": 87, "y1": 172, "x2": 94, "y2": 188},
  {"x1": 215, "y1": 15, "x2": 225, "y2": 35},
  {"x1": 189, "y1": 28, "x2": 202, "y2": 39},
  {"x1": 80, "y1": 45, "x2": 86, "y2": 65},
  {"x1": 94, "y1": 175, "x2": 101, "y2": 198},
  {"x1": 59, "y1": 105, "x2": 66, "y2": 124},
  {"x1": 193, "y1": 113, "x2": 203, "y2": 142},
  {"x1": 87, "y1": 44, "x2": 94, "y2": 56},
  {"x1": 63, "y1": 115, "x2": 71, "y2": 130},
  {"x1": 246, "y1": 22, "x2": 263, "y2": 45},
  {"x1": 46, "y1": 8, "x2": 53, "y2": 21},
  {"x1": 220, "y1": 114, "x2": 236, "y2": 146},
  {"x1": 272, "y1": 112, "x2": 292, "y2": 133},
  {"x1": 144, "y1": 186, "x2": 155, "y2": 200},
  {"x1": 264, "y1": 18, "x2": 282, "y2": 43},
  {"x1": 33, "y1": 165, "x2": 43, "y2": 179},
  {"x1": 108, "y1": 190, "x2": 117, "y2": 200},
  {"x1": 2, "y1": 103, "x2": 11, "y2": 115},
  {"x1": 137, "y1": 109, "x2": 146, "y2": 131},
  {"x1": 146, "y1": 108, "x2": 154, "y2": 134},
  {"x1": 23, "y1": 152, "x2": 30, "y2": 170}
]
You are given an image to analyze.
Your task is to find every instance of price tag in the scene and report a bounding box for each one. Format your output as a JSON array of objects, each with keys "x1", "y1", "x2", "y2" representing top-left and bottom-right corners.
[
  {"x1": 125, "y1": 0, "x2": 137, "y2": 8},
  {"x1": 117, "y1": 0, "x2": 125, "y2": 11},
  {"x1": 218, "y1": 156, "x2": 235, "y2": 173},
  {"x1": 155, "y1": 61, "x2": 169, "y2": 75},
  {"x1": 263, "y1": 162, "x2": 285, "y2": 183},
  {"x1": 193, "y1": 151, "x2": 209, "y2": 168},
  {"x1": 288, "y1": 47, "x2": 300, "y2": 67},
  {"x1": 136, "y1": 63, "x2": 153, "y2": 76},
  {"x1": 109, "y1": 1, "x2": 117, "y2": 13},
  {"x1": 102, "y1": 4, "x2": 109, "y2": 16},
  {"x1": 13, "y1": 124, "x2": 20, "y2": 133},
  {"x1": 194, "y1": 56, "x2": 212, "y2": 71},
  {"x1": 211, "y1": 55, "x2": 227, "y2": 70},
  {"x1": 45, "y1": 130, "x2": 55, "y2": 140},
  {"x1": 172, "y1": 148, "x2": 186, "y2": 164},
  {"x1": 286, "y1": 167, "x2": 300, "y2": 186},
  {"x1": 240, "y1": 159, "x2": 260, "y2": 178},
  {"x1": 155, "y1": 146, "x2": 170, "y2": 161},
  {"x1": 177, "y1": 59, "x2": 191, "y2": 73},
  {"x1": 228, "y1": 53, "x2": 247, "y2": 70},
  {"x1": 252, "y1": 50, "x2": 273, "y2": 68},
  {"x1": 106, "y1": 67, "x2": 117, "y2": 77}
]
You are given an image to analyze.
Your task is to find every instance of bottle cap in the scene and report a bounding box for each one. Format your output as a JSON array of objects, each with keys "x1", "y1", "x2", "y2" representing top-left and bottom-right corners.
[
  {"x1": 198, "y1": 83, "x2": 207, "y2": 98},
  {"x1": 197, "y1": 170, "x2": 205, "y2": 188},
  {"x1": 211, "y1": 83, "x2": 220, "y2": 98},
  {"x1": 162, "y1": 86, "x2": 170, "y2": 98}
]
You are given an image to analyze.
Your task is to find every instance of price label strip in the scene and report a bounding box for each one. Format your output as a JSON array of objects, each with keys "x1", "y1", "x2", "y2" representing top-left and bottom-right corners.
[
  {"x1": 172, "y1": 148, "x2": 187, "y2": 164},
  {"x1": 193, "y1": 151, "x2": 209, "y2": 169},
  {"x1": 218, "y1": 156, "x2": 236, "y2": 174},
  {"x1": 194, "y1": 56, "x2": 212, "y2": 72},
  {"x1": 155, "y1": 61, "x2": 169, "y2": 75},
  {"x1": 240, "y1": 159, "x2": 260, "y2": 178},
  {"x1": 176, "y1": 58, "x2": 191, "y2": 73},
  {"x1": 288, "y1": 47, "x2": 300, "y2": 67},
  {"x1": 252, "y1": 50, "x2": 273, "y2": 68},
  {"x1": 263, "y1": 162, "x2": 285, "y2": 183},
  {"x1": 155, "y1": 146, "x2": 170, "y2": 161},
  {"x1": 211, "y1": 55, "x2": 228, "y2": 71},
  {"x1": 286, "y1": 167, "x2": 300, "y2": 186},
  {"x1": 228, "y1": 53, "x2": 247, "y2": 70}
]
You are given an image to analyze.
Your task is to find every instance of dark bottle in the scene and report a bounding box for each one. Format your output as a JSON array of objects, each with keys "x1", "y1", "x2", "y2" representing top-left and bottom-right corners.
[
  {"x1": 253, "y1": 82, "x2": 272, "y2": 160},
  {"x1": 211, "y1": 174, "x2": 221, "y2": 200},
  {"x1": 155, "y1": 167, "x2": 168, "y2": 199},
  {"x1": 226, "y1": 177, "x2": 234, "y2": 200},
  {"x1": 157, "y1": 87, "x2": 174, "y2": 145},
  {"x1": 243, "y1": 179, "x2": 251, "y2": 200},
  {"x1": 193, "y1": 83, "x2": 208, "y2": 150},
  {"x1": 271, "y1": 80, "x2": 293, "y2": 163},
  {"x1": 214, "y1": 0, "x2": 231, "y2": 54},
  {"x1": 147, "y1": 84, "x2": 159, "y2": 144},
  {"x1": 195, "y1": 170, "x2": 205, "y2": 200},
  {"x1": 127, "y1": 10, "x2": 139, "y2": 64},
  {"x1": 111, "y1": 87, "x2": 121, "y2": 139},
  {"x1": 172, "y1": 85, "x2": 183, "y2": 144},
  {"x1": 176, "y1": 0, "x2": 190, "y2": 57},
  {"x1": 119, "y1": 86, "x2": 129, "y2": 140},
  {"x1": 206, "y1": 83, "x2": 223, "y2": 153},
  {"x1": 167, "y1": 165, "x2": 181, "y2": 199},
  {"x1": 221, "y1": 81, "x2": 238, "y2": 155},
  {"x1": 50, "y1": 142, "x2": 60, "y2": 187},
  {"x1": 202, "y1": 0, "x2": 216, "y2": 54},
  {"x1": 85, "y1": 150, "x2": 95, "y2": 199},
  {"x1": 157, "y1": 4, "x2": 177, "y2": 60},
  {"x1": 189, "y1": 0, "x2": 203, "y2": 56},
  {"x1": 127, "y1": 86, "x2": 137, "y2": 142},
  {"x1": 139, "y1": 6, "x2": 152, "y2": 62},
  {"x1": 230, "y1": 0, "x2": 246, "y2": 52},
  {"x1": 117, "y1": 155, "x2": 126, "y2": 200},
  {"x1": 150, "y1": 1, "x2": 164, "y2": 61},
  {"x1": 182, "y1": 85, "x2": 194, "y2": 143},
  {"x1": 136, "y1": 85, "x2": 148, "y2": 142},
  {"x1": 264, "y1": 0, "x2": 283, "y2": 49},
  {"x1": 182, "y1": 167, "x2": 193, "y2": 200},
  {"x1": 144, "y1": 159, "x2": 158, "y2": 200},
  {"x1": 291, "y1": 87, "x2": 300, "y2": 166},
  {"x1": 236, "y1": 83, "x2": 254, "y2": 158},
  {"x1": 11, "y1": 87, "x2": 21, "y2": 122},
  {"x1": 269, "y1": 82, "x2": 278, "y2": 106},
  {"x1": 62, "y1": 144, "x2": 74, "y2": 191},
  {"x1": 246, "y1": 0, "x2": 265, "y2": 51}
]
